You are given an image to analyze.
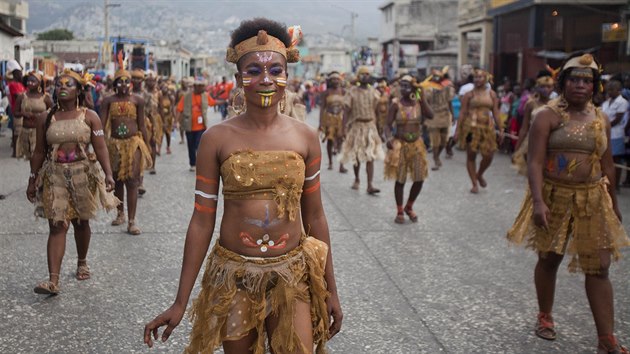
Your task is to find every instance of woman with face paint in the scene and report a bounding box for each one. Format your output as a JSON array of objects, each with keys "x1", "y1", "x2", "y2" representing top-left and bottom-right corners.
[
  {"x1": 144, "y1": 19, "x2": 341, "y2": 354},
  {"x1": 26, "y1": 69, "x2": 118, "y2": 295},
  {"x1": 455, "y1": 68, "x2": 503, "y2": 193},
  {"x1": 13, "y1": 71, "x2": 53, "y2": 160},
  {"x1": 100, "y1": 69, "x2": 152, "y2": 235},
  {"x1": 507, "y1": 53, "x2": 630, "y2": 353},
  {"x1": 512, "y1": 72, "x2": 555, "y2": 175},
  {"x1": 384, "y1": 75, "x2": 433, "y2": 224}
]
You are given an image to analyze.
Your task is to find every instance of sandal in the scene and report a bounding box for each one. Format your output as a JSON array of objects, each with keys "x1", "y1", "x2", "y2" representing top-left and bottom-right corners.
[
  {"x1": 404, "y1": 207, "x2": 418, "y2": 223},
  {"x1": 128, "y1": 220, "x2": 142, "y2": 235},
  {"x1": 34, "y1": 273, "x2": 60, "y2": 295},
  {"x1": 535, "y1": 312, "x2": 557, "y2": 341},
  {"x1": 111, "y1": 212, "x2": 125, "y2": 226},
  {"x1": 76, "y1": 261, "x2": 91, "y2": 281},
  {"x1": 367, "y1": 187, "x2": 380, "y2": 195},
  {"x1": 598, "y1": 335, "x2": 630, "y2": 354},
  {"x1": 339, "y1": 165, "x2": 348, "y2": 174},
  {"x1": 394, "y1": 213, "x2": 405, "y2": 224}
]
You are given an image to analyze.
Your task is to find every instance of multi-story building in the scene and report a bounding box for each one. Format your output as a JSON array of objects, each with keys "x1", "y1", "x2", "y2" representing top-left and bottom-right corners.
[
  {"x1": 0, "y1": 0, "x2": 31, "y2": 71},
  {"x1": 379, "y1": 0, "x2": 459, "y2": 79},
  {"x1": 457, "y1": 0, "x2": 493, "y2": 79}
]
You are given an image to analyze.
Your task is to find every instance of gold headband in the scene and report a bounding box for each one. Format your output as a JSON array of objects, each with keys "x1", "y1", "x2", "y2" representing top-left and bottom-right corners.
[
  {"x1": 131, "y1": 69, "x2": 145, "y2": 79},
  {"x1": 114, "y1": 69, "x2": 131, "y2": 81},
  {"x1": 226, "y1": 27, "x2": 301, "y2": 64},
  {"x1": 357, "y1": 66, "x2": 371, "y2": 75},
  {"x1": 328, "y1": 72, "x2": 342, "y2": 80},
  {"x1": 561, "y1": 54, "x2": 598, "y2": 72},
  {"x1": 536, "y1": 76, "x2": 554, "y2": 86},
  {"x1": 27, "y1": 71, "x2": 43, "y2": 83},
  {"x1": 400, "y1": 75, "x2": 414, "y2": 83},
  {"x1": 61, "y1": 69, "x2": 90, "y2": 86}
]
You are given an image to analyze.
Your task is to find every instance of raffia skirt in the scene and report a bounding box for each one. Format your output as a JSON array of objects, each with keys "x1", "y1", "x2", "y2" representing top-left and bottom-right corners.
[
  {"x1": 340, "y1": 120, "x2": 384, "y2": 165},
  {"x1": 511, "y1": 136, "x2": 528, "y2": 176},
  {"x1": 162, "y1": 110, "x2": 174, "y2": 133},
  {"x1": 152, "y1": 113, "x2": 164, "y2": 149},
  {"x1": 384, "y1": 139, "x2": 428, "y2": 184},
  {"x1": 186, "y1": 236, "x2": 330, "y2": 354},
  {"x1": 35, "y1": 158, "x2": 119, "y2": 224},
  {"x1": 322, "y1": 112, "x2": 343, "y2": 141},
  {"x1": 457, "y1": 124, "x2": 497, "y2": 156},
  {"x1": 17, "y1": 126, "x2": 37, "y2": 160},
  {"x1": 507, "y1": 177, "x2": 630, "y2": 274},
  {"x1": 106, "y1": 134, "x2": 152, "y2": 181}
]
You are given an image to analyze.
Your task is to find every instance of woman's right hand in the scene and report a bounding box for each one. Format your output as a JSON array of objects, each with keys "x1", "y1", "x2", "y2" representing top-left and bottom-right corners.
[
  {"x1": 533, "y1": 200, "x2": 550, "y2": 230},
  {"x1": 143, "y1": 303, "x2": 185, "y2": 348},
  {"x1": 26, "y1": 180, "x2": 36, "y2": 203}
]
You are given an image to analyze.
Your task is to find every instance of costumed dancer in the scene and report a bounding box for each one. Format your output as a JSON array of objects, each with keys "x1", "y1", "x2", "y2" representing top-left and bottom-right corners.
[
  {"x1": 26, "y1": 69, "x2": 119, "y2": 295},
  {"x1": 6, "y1": 60, "x2": 25, "y2": 158},
  {"x1": 319, "y1": 71, "x2": 348, "y2": 173},
  {"x1": 422, "y1": 67, "x2": 454, "y2": 171},
  {"x1": 384, "y1": 75, "x2": 433, "y2": 224},
  {"x1": 375, "y1": 80, "x2": 390, "y2": 138},
  {"x1": 144, "y1": 70, "x2": 163, "y2": 173},
  {"x1": 100, "y1": 69, "x2": 152, "y2": 235},
  {"x1": 159, "y1": 83, "x2": 176, "y2": 154},
  {"x1": 455, "y1": 69, "x2": 503, "y2": 193},
  {"x1": 282, "y1": 87, "x2": 307, "y2": 121},
  {"x1": 507, "y1": 53, "x2": 630, "y2": 354},
  {"x1": 130, "y1": 69, "x2": 153, "y2": 195},
  {"x1": 340, "y1": 66, "x2": 385, "y2": 194},
  {"x1": 512, "y1": 71, "x2": 555, "y2": 175},
  {"x1": 175, "y1": 77, "x2": 192, "y2": 144},
  {"x1": 14, "y1": 71, "x2": 53, "y2": 160},
  {"x1": 144, "y1": 18, "x2": 342, "y2": 354}
]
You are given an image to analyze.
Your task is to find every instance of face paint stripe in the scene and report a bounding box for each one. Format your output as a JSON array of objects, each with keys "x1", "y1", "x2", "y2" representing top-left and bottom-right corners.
[{"x1": 303, "y1": 181, "x2": 321, "y2": 195}]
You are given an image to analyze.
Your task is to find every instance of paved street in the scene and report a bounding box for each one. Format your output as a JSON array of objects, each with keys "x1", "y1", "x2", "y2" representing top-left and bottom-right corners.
[{"x1": 1, "y1": 109, "x2": 629, "y2": 354}]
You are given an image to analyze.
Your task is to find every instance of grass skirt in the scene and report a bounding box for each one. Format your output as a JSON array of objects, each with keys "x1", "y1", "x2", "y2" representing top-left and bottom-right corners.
[
  {"x1": 512, "y1": 136, "x2": 528, "y2": 176},
  {"x1": 507, "y1": 178, "x2": 630, "y2": 274},
  {"x1": 35, "y1": 158, "x2": 119, "y2": 224},
  {"x1": 340, "y1": 121, "x2": 384, "y2": 165},
  {"x1": 384, "y1": 139, "x2": 428, "y2": 183},
  {"x1": 152, "y1": 113, "x2": 163, "y2": 150},
  {"x1": 186, "y1": 236, "x2": 330, "y2": 354},
  {"x1": 322, "y1": 112, "x2": 343, "y2": 141},
  {"x1": 106, "y1": 134, "x2": 152, "y2": 181},
  {"x1": 457, "y1": 124, "x2": 497, "y2": 155},
  {"x1": 16, "y1": 126, "x2": 36, "y2": 160}
]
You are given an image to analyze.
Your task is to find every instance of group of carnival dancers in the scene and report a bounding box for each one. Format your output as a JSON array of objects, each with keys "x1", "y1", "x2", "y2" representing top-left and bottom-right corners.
[{"x1": 4, "y1": 15, "x2": 628, "y2": 354}]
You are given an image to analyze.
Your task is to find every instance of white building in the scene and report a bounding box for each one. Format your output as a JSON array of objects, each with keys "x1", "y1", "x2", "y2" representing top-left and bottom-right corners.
[{"x1": 0, "y1": 0, "x2": 33, "y2": 71}]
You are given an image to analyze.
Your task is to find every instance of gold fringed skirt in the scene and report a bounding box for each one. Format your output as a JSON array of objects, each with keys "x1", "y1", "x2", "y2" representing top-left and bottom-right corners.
[
  {"x1": 457, "y1": 124, "x2": 497, "y2": 156},
  {"x1": 162, "y1": 110, "x2": 174, "y2": 133},
  {"x1": 186, "y1": 236, "x2": 330, "y2": 354},
  {"x1": 322, "y1": 112, "x2": 343, "y2": 140},
  {"x1": 340, "y1": 121, "x2": 384, "y2": 165},
  {"x1": 17, "y1": 127, "x2": 37, "y2": 160},
  {"x1": 511, "y1": 136, "x2": 528, "y2": 176},
  {"x1": 106, "y1": 134, "x2": 152, "y2": 181},
  {"x1": 384, "y1": 139, "x2": 428, "y2": 183},
  {"x1": 152, "y1": 113, "x2": 163, "y2": 149},
  {"x1": 35, "y1": 158, "x2": 119, "y2": 224},
  {"x1": 507, "y1": 178, "x2": 630, "y2": 274}
]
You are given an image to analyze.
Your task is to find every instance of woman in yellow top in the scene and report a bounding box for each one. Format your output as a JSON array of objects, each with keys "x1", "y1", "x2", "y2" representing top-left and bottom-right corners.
[
  {"x1": 144, "y1": 18, "x2": 342, "y2": 354},
  {"x1": 507, "y1": 53, "x2": 629, "y2": 353},
  {"x1": 319, "y1": 71, "x2": 347, "y2": 173},
  {"x1": 26, "y1": 69, "x2": 118, "y2": 294},
  {"x1": 455, "y1": 69, "x2": 503, "y2": 193}
]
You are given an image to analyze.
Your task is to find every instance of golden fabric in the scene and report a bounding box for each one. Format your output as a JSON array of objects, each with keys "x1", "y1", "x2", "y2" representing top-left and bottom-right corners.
[
  {"x1": 423, "y1": 86, "x2": 453, "y2": 129},
  {"x1": 106, "y1": 134, "x2": 152, "y2": 181},
  {"x1": 161, "y1": 96, "x2": 175, "y2": 132},
  {"x1": 35, "y1": 158, "x2": 119, "y2": 224},
  {"x1": 144, "y1": 90, "x2": 163, "y2": 147},
  {"x1": 384, "y1": 138, "x2": 428, "y2": 183},
  {"x1": 322, "y1": 93, "x2": 345, "y2": 140},
  {"x1": 36, "y1": 111, "x2": 118, "y2": 224},
  {"x1": 221, "y1": 151, "x2": 305, "y2": 221},
  {"x1": 457, "y1": 91, "x2": 496, "y2": 155},
  {"x1": 547, "y1": 112, "x2": 607, "y2": 157},
  {"x1": 17, "y1": 127, "x2": 36, "y2": 160},
  {"x1": 186, "y1": 236, "x2": 329, "y2": 354},
  {"x1": 375, "y1": 93, "x2": 389, "y2": 135},
  {"x1": 339, "y1": 121, "x2": 384, "y2": 165},
  {"x1": 345, "y1": 86, "x2": 379, "y2": 124},
  {"x1": 108, "y1": 101, "x2": 137, "y2": 119},
  {"x1": 507, "y1": 178, "x2": 629, "y2": 274},
  {"x1": 512, "y1": 102, "x2": 545, "y2": 176},
  {"x1": 21, "y1": 94, "x2": 48, "y2": 115}
]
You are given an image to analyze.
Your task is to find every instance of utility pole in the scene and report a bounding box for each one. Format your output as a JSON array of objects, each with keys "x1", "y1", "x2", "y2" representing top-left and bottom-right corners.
[{"x1": 102, "y1": 0, "x2": 120, "y2": 71}]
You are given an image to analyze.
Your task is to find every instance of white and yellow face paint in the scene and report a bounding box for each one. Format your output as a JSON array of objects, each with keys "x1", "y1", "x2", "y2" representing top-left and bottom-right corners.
[
  {"x1": 257, "y1": 91, "x2": 276, "y2": 107},
  {"x1": 275, "y1": 77, "x2": 287, "y2": 87},
  {"x1": 241, "y1": 74, "x2": 252, "y2": 87}
]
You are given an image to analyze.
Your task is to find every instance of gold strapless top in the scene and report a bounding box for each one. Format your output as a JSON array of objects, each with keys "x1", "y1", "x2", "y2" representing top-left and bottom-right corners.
[
  {"x1": 47, "y1": 109, "x2": 91, "y2": 146},
  {"x1": 22, "y1": 94, "x2": 48, "y2": 114},
  {"x1": 220, "y1": 150, "x2": 305, "y2": 221},
  {"x1": 109, "y1": 101, "x2": 137, "y2": 119},
  {"x1": 470, "y1": 91, "x2": 493, "y2": 110},
  {"x1": 395, "y1": 102, "x2": 421, "y2": 125},
  {"x1": 548, "y1": 116, "x2": 607, "y2": 156}
]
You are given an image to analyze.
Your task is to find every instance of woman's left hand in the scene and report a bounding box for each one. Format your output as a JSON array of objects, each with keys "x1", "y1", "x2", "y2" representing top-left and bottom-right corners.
[
  {"x1": 105, "y1": 175, "x2": 115, "y2": 192},
  {"x1": 327, "y1": 292, "x2": 343, "y2": 339}
]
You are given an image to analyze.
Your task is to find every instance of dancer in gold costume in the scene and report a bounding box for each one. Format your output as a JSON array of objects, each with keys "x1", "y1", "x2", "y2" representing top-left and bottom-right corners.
[
  {"x1": 14, "y1": 71, "x2": 52, "y2": 160},
  {"x1": 319, "y1": 71, "x2": 348, "y2": 173},
  {"x1": 144, "y1": 19, "x2": 341, "y2": 354},
  {"x1": 507, "y1": 53, "x2": 629, "y2": 354}
]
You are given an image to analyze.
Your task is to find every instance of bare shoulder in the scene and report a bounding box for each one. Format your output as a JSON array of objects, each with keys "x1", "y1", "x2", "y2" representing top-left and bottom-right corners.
[
  {"x1": 284, "y1": 114, "x2": 317, "y2": 138},
  {"x1": 532, "y1": 106, "x2": 560, "y2": 129}
]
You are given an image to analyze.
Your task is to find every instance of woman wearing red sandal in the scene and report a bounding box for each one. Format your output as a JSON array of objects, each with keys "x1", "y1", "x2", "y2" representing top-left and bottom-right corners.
[
  {"x1": 507, "y1": 52, "x2": 630, "y2": 353},
  {"x1": 383, "y1": 75, "x2": 433, "y2": 224},
  {"x1": 26, "y1": 70, "x2": 118, "y2": 295}
]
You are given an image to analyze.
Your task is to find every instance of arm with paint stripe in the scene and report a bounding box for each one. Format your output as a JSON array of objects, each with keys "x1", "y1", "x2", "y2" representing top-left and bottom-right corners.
[{"x1": 299, "y1": 125, "x2": 343, "y2": 338}]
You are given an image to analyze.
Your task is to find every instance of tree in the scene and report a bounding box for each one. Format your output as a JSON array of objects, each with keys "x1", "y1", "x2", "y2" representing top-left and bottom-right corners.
[{"x1": 37, "y1": 29, "x2": 74, "y2": 41}]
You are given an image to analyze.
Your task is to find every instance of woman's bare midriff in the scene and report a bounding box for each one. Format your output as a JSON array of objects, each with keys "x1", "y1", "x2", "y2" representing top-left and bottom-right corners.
[
  {"x1": 219, "y1": 199, "x2": 303, "y2": 257},
  {"x1": 111, "y1": 117, "x2": 139, "y2": 139},
  {"x1": 395, "y1": 121, "x2": 422, "y2": 142},
  {"x1": 544, "y1": 151, "x2": 601, "y2": 184}
]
